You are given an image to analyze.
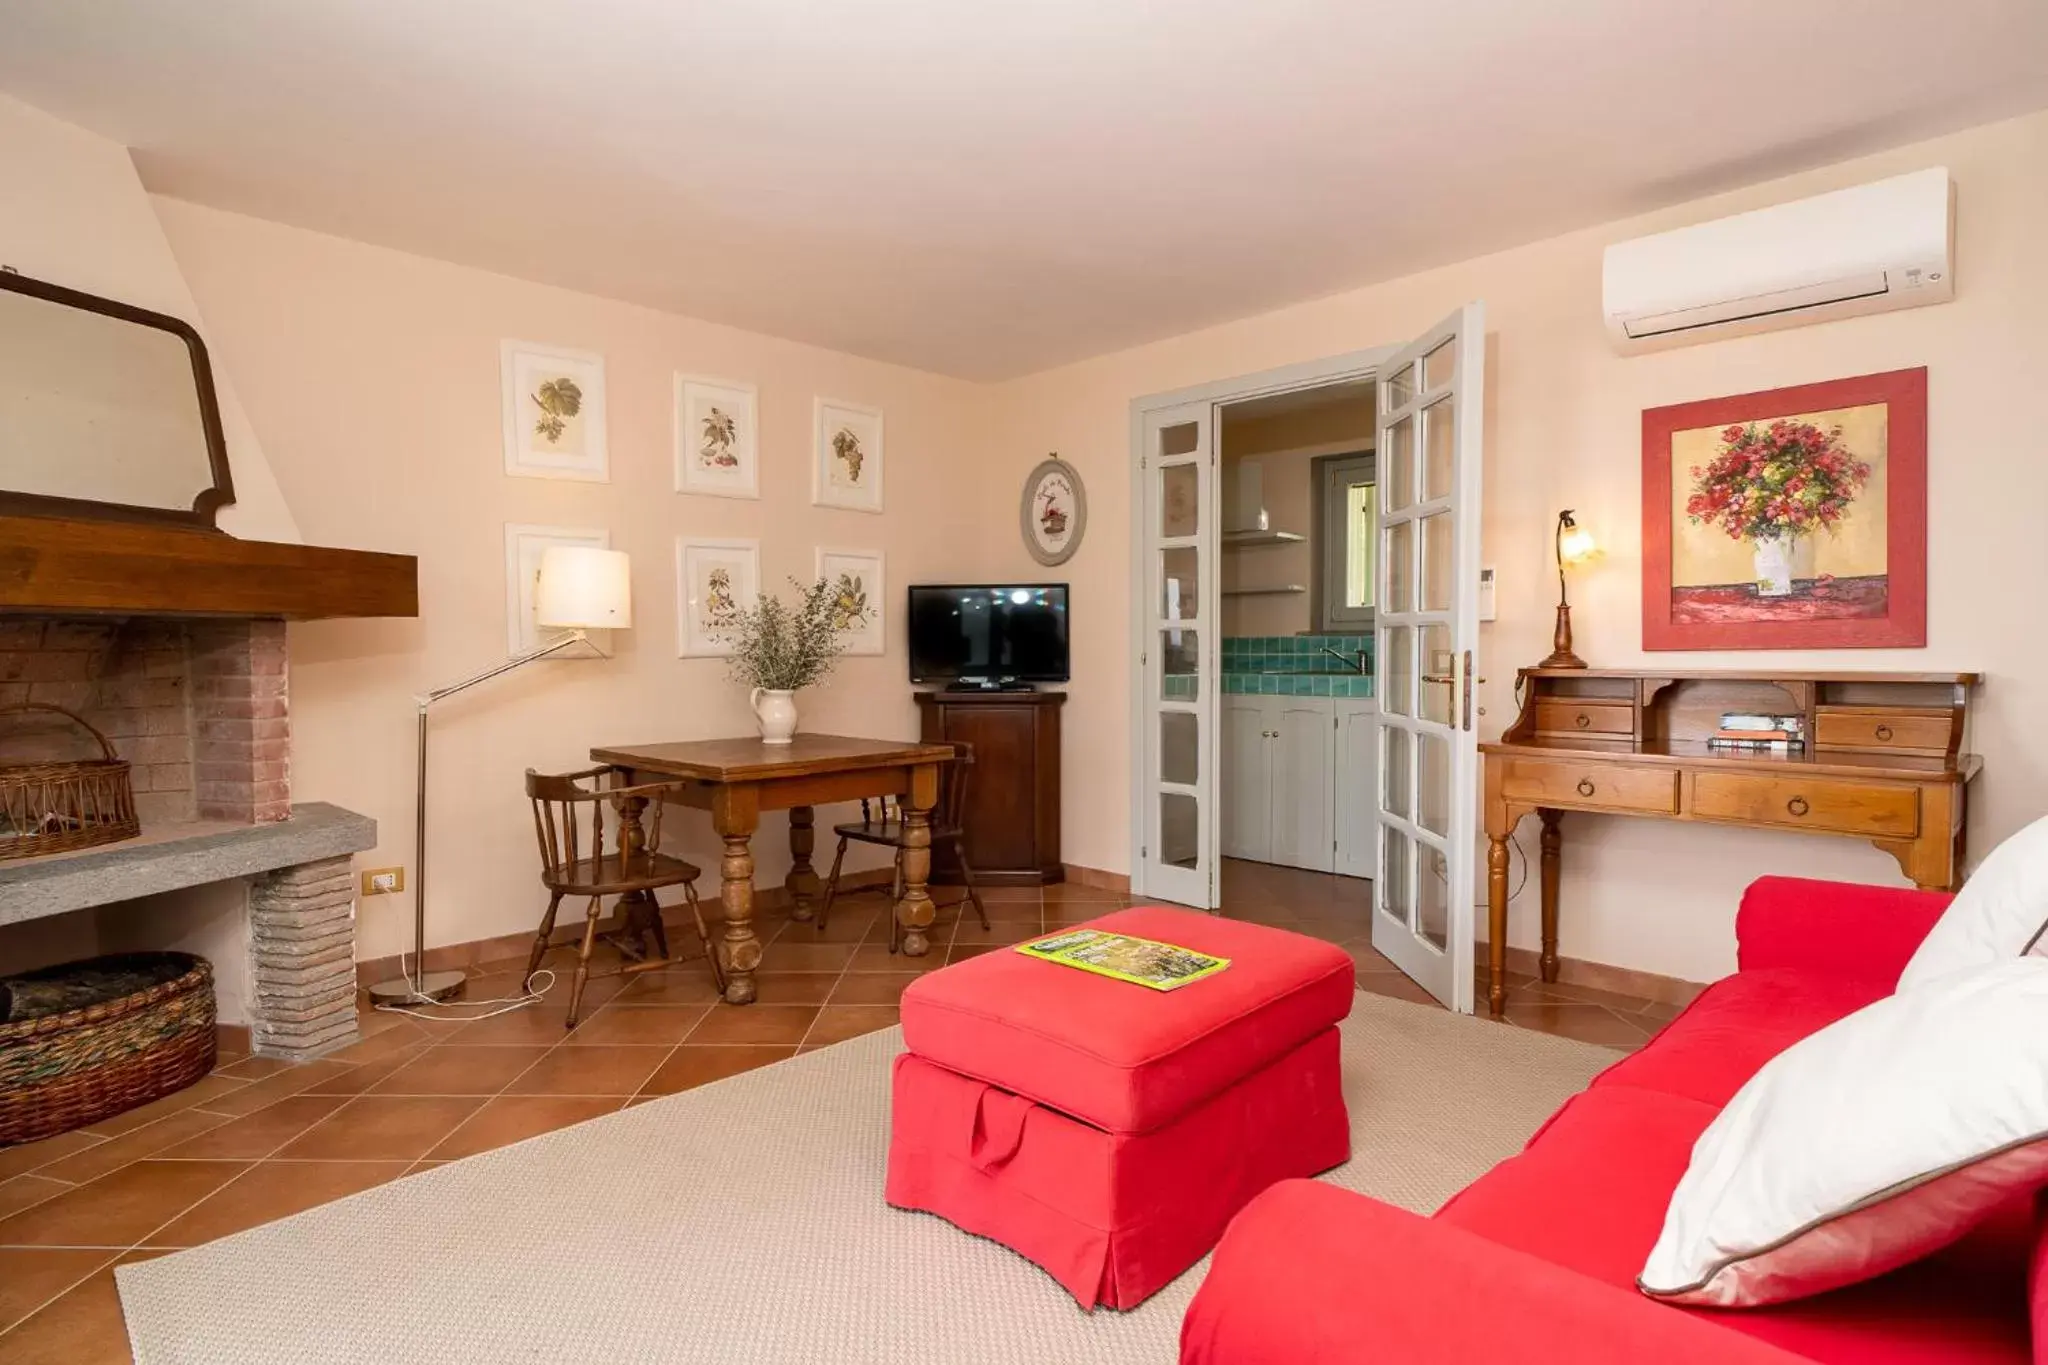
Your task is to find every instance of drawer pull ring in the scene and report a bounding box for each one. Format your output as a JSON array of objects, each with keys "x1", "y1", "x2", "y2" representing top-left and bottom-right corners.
[
  {"x1": 1576, "y1": 778, "x2": 1596, "y2": 798},
  {"x1": 1875, "y1": 724, "x2": 1894, "y2": 741},
  {"x1": 1575, "y1": 712, "x2": 1591, "y2": 729},
  {"x1": 1787, "y1": 796, "x2": 1810, "y2": 817}
]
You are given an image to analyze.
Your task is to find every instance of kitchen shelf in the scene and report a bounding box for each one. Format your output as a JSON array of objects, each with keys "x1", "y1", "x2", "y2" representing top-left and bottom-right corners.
[
  {"x1": 1222, "y1": 585, "x2": 1308, "y2": 596},
  {"x1": 1222, "y1": 529, "x2": 1306, "y2": 547}
]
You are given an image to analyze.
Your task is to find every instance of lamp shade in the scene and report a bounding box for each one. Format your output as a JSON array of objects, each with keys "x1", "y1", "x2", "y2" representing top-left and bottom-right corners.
[
  {"x1": 1558, "y1": 523, "x2": 1597, "y2": 564},
  {"x1": 535, "y1": 546, "x2": 632, "y2": 629}
]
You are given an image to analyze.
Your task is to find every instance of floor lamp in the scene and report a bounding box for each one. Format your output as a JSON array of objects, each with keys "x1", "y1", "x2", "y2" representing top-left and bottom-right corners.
[{"x1": 368, "y1": 546, "x2": 634, "y2": 1007}]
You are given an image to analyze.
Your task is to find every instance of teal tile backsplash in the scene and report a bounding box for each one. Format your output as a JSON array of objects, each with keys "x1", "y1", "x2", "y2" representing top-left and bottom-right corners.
[{"x1": 1221, "y1": 634, "x2": 1374, "y2": 697}]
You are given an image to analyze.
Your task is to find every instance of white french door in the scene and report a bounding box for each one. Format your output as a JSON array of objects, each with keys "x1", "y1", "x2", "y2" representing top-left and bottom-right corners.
[
  {"x1": 1135, "y1": 400, "x2": 1220, "y2": 908},
  {"x1": 1369, "y1": 303, "x2": 1486, "y2": 1012}
]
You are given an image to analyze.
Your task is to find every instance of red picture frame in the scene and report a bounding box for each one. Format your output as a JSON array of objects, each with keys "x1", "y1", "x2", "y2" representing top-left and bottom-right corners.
[{"x1": 1642, "y1": 367, "x2": 1927, "y2": 651}]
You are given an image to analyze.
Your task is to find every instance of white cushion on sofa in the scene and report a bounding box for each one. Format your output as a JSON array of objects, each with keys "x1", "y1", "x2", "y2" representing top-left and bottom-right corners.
[
  {"x1": 1639, "y1": 957, "x2": 2048, "y2": 1308},
  {"x1": 1899, "y1": 812, "x2": 2048, "y2": 991}
]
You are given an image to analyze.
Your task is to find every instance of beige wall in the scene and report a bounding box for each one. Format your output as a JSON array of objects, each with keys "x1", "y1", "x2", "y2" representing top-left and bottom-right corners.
[
  {"x1": 152, "y1": 197, "x2": 991, "y2": 962},
  {"x1": 1219, "y1": 397, "x2": 1376, "y2": 634},
  {"x1": 980, "y1": 110, "x2": 2048, "y2": 984}
]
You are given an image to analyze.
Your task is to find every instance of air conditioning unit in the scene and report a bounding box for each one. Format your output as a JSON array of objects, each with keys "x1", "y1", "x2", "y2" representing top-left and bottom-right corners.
[{"x1": 1603, "y1": 167, "x2": 1953, "y2": 351}]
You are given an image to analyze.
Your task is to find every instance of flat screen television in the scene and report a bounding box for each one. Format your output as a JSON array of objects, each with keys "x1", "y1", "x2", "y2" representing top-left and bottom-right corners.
[{"x1": 908, "y1": 584, "x2": 1069, "y2": 686}]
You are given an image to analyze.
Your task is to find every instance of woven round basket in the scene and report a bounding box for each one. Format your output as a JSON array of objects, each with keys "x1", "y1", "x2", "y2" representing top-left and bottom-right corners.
[
  {"x1": 0, "y1": 953, "x2": 217, "y2": 1147},
  {"x1": 0, "y1": 702, "x2": 140, "y2": 862}
]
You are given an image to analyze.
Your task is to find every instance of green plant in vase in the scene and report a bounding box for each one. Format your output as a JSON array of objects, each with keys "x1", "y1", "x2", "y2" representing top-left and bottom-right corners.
[{"x1": 727, "y1": 578, "x2": 843, "y2": 744}]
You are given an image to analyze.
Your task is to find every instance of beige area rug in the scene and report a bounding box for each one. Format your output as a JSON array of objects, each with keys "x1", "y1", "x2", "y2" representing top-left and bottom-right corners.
[{"x1": 118, "y1": 993, "x2": 1614, "y2": 1364}]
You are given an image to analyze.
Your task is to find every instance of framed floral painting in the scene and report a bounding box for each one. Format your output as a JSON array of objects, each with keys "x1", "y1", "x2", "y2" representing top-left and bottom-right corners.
[
  {"x1": 675, "y1": 374, "x2": 758, "y2": 499},
  {"x1": 814, "y1": 398, "x2": 884, "y2": 513},
  {"x1": 502, "y1": 341, "x2": 607, "y2": 481},
  {"x1": 675, "y1": 535, "x2": 759, "y2": 657},
  {"x1": 816, "y1": 547, "x2": 884, "y2": 656},
  {"x1": 1642, "y1": 367, "x2": 1926, "y2": 650}
]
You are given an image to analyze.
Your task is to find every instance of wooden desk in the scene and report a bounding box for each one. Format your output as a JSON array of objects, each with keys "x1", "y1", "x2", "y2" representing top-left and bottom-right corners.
[
  {"x1": 1480, "y1": 668, "x2": 1981, "y2": 1018},
  {"x1": 591, "y1": 734, "x2": 956, "y2": 1005}
]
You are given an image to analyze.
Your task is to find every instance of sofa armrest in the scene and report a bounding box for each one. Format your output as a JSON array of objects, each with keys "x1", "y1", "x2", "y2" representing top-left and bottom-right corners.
[
  {"x1": 1181, "y1": 1182, "x2": 1810, "y2": 1365},
  {"x1": 1734, "y1": 875, "x2": 1952, "y2": 986}
]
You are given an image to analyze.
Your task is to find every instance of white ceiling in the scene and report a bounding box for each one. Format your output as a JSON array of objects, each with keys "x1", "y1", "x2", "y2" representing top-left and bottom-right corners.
[{"x1": 3, "y1": 1, "x2": 2044, "y2": 380}]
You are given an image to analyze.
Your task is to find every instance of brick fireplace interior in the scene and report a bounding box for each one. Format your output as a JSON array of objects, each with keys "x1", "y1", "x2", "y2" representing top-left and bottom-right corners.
[{"x1": 1, "y1": 615, "x2": 291, "y2": 827}]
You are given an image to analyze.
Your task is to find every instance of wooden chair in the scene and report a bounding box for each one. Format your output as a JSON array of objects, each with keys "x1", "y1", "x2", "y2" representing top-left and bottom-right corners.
[
  {"x1": 816, "y1": 740, "x2": 989, "y2": 951},
  {"x1": 524, "y1": 765, "x2": 723, "y2": 1028}
]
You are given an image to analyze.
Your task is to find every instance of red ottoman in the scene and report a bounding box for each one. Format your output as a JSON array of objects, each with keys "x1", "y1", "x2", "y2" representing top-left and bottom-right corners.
[{"x1": 886, "y1": 905, "x2": 1354, "y2": 1309}]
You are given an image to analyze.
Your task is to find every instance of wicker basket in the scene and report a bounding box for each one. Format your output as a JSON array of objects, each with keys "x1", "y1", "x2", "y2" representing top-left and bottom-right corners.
[
  {"x1": 0, "y1": 953, "x2": 217, "y2": 1147},
  {"x1": 0, "y1": 702, "x2": 140, "y2": 862}
]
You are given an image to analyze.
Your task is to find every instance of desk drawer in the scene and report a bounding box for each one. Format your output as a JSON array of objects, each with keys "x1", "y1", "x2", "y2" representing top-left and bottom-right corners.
[
  {"x1": 1534, "y1": 701, "x2": 1636, "y2": 737},
  {"x1": 1500, "y1": 758, "x2": 1678, "y2": 815},
  {"x1": 1692, "y1": 772, "x2": 1919, "y2": 838},
  {"x1": 1814, "y1": 708, "x2": 1952, "y2": 756}
]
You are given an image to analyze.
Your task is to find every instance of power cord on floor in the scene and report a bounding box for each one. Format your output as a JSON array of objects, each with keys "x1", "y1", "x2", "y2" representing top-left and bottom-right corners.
[{"x1": 371, "y1": 953, "x2": 556, "y2": 1021}]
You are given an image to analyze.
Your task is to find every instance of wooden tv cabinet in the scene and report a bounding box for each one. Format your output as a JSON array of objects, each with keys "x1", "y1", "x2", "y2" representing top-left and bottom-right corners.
[
  {"x1": 916, "y1": 689, "x2": 1065, "y2": 886},
  {"x1": 1479, "y1": 668, "x2": 1981, "y2": 1018}
]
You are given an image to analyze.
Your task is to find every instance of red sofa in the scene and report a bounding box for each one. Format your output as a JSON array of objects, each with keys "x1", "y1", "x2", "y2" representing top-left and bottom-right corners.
[{"x1": 1182, "y1": 876, "x2": 2044, "y2": 1365}]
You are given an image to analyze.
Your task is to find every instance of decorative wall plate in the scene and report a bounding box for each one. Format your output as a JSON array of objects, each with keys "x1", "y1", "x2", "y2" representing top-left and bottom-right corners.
[{"x1": 1021, "y1": 455, "x2": 1086, "y2": 566}]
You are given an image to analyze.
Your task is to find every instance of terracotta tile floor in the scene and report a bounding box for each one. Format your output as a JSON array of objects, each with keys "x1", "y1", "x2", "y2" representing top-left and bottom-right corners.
[{"x1": 0, "y1": 859, "x2": 1670, "y2": 1359}]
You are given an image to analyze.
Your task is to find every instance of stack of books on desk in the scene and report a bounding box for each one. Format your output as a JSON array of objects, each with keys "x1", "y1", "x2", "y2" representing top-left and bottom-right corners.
[{"x1": 1709, "y1": 712, "x2": 1807, "y2": 753}]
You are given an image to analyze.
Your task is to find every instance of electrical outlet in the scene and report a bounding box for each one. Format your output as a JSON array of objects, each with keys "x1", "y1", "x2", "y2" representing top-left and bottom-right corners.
[{"x1": 361, "y1": 867, "x2": 405, "y2": 896}]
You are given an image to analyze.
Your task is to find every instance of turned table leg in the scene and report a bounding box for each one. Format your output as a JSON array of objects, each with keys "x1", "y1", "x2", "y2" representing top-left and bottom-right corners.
[
  {"x1": 1538, "y1": 809, "x2": 1562, "y2": 984},
  {"x1": 786, "y1": 805, "x2": 821, "y2": 922},
  {"x1": 711, "y1": 789, "x2": 763, "y2": 1004},
  {"x1": 896, "y1": 763, "x2": 941, "y2": 957},
  {"x1": 609, "y1": 792, "x2": 663, "y2": 962},
  {"x1": 1487, "y1": 834, "x2": 1511, "y2": 1018}
]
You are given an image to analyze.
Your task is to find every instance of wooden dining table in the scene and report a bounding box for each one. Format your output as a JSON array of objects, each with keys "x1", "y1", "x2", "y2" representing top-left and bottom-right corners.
[{"x1": 589, "y1": 733, "x2": 956, "y2": 1004}]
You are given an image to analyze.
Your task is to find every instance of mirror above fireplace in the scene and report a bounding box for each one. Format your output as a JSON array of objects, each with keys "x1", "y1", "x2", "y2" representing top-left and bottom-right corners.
[{"x1": 0, "y1": 267, "x2": 235, "y2": 529}]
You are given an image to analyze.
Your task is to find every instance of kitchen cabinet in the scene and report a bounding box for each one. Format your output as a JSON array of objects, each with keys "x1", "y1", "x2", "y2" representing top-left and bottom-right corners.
[{"x1": 1221, "y1": 693, "x2": 1378, "y2": 877}]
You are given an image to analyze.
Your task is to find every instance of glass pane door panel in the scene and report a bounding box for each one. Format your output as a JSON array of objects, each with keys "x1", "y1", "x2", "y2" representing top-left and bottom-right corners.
[
  {"x1": 1382, "y1": 624, "x2": 1413, "y2": 716},
  {"x1": 1160, "y1": 710, "x2": 1198, "y2": 786},
  {"x1": 1387, "y1": 360, "x2": 1417, "y2": 410},
  {"x1": 1160, "y1": 422, "x2": 1199, "y2": 457},
  {"x1": 1422, "y1": 338, "x2": 1457, "y2": 393},
  {"x1": 1159, "y1": 629, "x2": 1200, "y2": 701},
  {"x1": 1381, "y1": 827, "x2": 1413, "y2": 923},
  {"x1": 1423, "y1": 398, "x2": 1455, "y2": 502},
  {"x1": 1384, "y1": 416, "x2": 1414, "y2": 511},
  {"x1": 1160, "y1": 792, "x2": 1199, "y2": 869},
  {"x1": 1418, "y1": 850, "x2": 1449, "y2": 951},
  {"x1": 1383, "y1": 725, "x2": 1412, "y2": 820},
  {"x1": 1419, "y1": 731, "x2": 1451, "y2": 836},
  {"x1": 1384, "y1": 518, "x2": 1413, "y2": 613},
  {"x1": 1420, "y1": 512, "x2": 1453, "y2": 612},
  {"x1": 1419, "y1": 623, "x2": 1453, "y2": 725},
  {"x1": 1161, "y1": 547, "x2": 1200, "y2": 622},
  {"x1": 1160, "y1": 463, "x2": 1199, "y2": 538}
]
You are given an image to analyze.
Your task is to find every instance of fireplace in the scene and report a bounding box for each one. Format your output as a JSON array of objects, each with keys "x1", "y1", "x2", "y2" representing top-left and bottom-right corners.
[{"x1": 0, "y1": 515, "x2": 416, "y2": 1061}]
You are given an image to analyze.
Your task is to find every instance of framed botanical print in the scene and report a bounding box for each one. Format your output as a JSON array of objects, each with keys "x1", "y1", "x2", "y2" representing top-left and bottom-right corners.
[
  {"x1": 502, "y1": 341, "x2": 607, "y2": 481},
  {"x1": 1020, "y1": 455, "x2": 1086, "y2": 566},
  {"x1": 675, "y1": 374, "x2": 759, "y2": 499},
  {"x1": 504, "y1": 523, "x2": 611, "y2": 655},
  {"x1": 813, "y1": 398, "x2": 884, "y2": 513},
  {"x1": 1642, "y1": 367, "x2": 1927, "y2": 650},
  {"x1": 675, "y1": 535, "x2": 759, "y2": 657},
  {"x1": 816, "y1": 547, "x2": 884, "y2": 656}
]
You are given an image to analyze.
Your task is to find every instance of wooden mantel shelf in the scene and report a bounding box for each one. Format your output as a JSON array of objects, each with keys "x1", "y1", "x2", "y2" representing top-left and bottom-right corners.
[{"x1": 0, "y1": 515, "x2": 418, "y2": 620}]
